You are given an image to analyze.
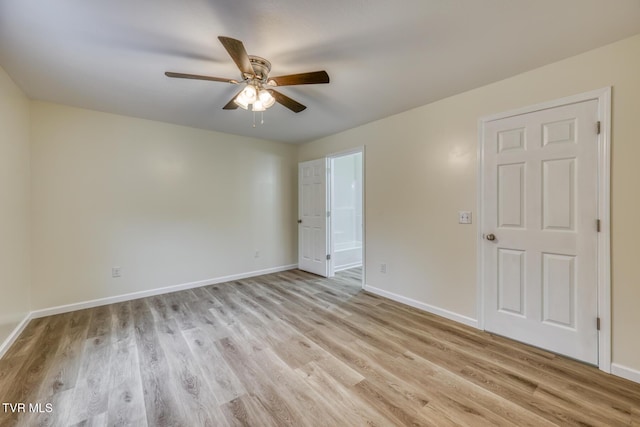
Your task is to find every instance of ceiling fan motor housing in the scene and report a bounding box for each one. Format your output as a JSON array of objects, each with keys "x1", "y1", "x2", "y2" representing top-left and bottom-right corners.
[{"x1": 248, "y1": 56, "x2": 271, "y2": 81}]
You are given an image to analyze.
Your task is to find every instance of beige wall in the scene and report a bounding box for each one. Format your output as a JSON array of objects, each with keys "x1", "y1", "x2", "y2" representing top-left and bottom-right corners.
[
  {"x1": 299, "y1": 34, "x2": 640, "y2": 371},
  {"x1": 0, "y1": 67, "x2": 31, "y2": 343},
  {"x1": 30, "y1": 102, "x2": 298, "y2": 309}
]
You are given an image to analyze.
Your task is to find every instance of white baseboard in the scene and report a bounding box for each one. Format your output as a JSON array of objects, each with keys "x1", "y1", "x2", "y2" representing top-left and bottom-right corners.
[
  {"x1": 30, "y1": 264, "x2": 298, "y2": 319},
  {"x1": 364, "y1": 284, "x2": 478, "y2": 328},
  {"x1": 0, "y1": 313, "x2": 33, "y2": 359},
  {"x1": 611, "y1": 363, "x2": 640, "y2": 384}
]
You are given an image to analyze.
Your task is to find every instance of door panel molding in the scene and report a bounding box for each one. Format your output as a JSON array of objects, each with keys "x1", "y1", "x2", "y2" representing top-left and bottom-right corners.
[{"x1": 477, "y1": 88, "x2": 611, "y2": 372}]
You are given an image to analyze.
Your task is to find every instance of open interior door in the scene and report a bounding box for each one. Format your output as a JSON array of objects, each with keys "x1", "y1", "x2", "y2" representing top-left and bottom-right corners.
[{"x1": 298, "y1": 159, "x2": 329, "y2": 277}]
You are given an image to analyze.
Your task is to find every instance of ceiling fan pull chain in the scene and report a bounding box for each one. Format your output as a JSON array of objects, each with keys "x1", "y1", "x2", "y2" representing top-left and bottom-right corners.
[
  {"x1": 261, "y1": 112, "x2": 264, "y2": 125},
  {"x1": 253, "y1": 111, "x2": 256, "y2": 128}
]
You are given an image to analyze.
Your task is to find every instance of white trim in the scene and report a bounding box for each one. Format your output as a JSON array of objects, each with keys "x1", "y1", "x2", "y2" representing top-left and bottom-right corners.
[
  {"x1": 361, "y1": 146, "x2": 366, "y2": 290},
  {"x1": 364, "y1": 284, "x2": 478, "y2": 328},
  {"x1": 30, "y1": 264, "x2": 297, "y2": 319},
  {"x1": 480, "y1": 88, "x2": 611, "y2": 123},
  {"x1": 0, "y1": 313, "x2": 33, "y2": 359},
  {"x1": 328, "y1": 155, "x2": 335, "y2": 277},
  {"x1": 611, "y1": 363, "x2": 640, "y2": 385},
  {"x1": 596, "y1": 88, "x2": 612, "y2": 373},
  {"x1": 477, "y1": 87, "x2": 612, "y2": 373},
  {"x1": 325, "y1": 146, "x2": 366, "y2": 158},
  {"x1": 475, "y1": 116, "x2": 485, "y2": 331}
]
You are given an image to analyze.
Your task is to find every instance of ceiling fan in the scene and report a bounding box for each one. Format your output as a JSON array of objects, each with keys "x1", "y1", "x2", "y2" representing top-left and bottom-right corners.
[{"x1": 165, "y1": 36, "x2": 330, "y2": 113}]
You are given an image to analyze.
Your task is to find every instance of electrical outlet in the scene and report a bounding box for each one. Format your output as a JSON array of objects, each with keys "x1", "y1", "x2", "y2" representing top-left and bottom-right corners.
[
  {"x1": 380, "y1": 263, "x2": 387, "y2": 274},
  {"x1": 112, "y1": 267, "x2": 121, "y2": 278},
  {"x1": 458, "y1": 211, "x2": 472, "y2": 224}
]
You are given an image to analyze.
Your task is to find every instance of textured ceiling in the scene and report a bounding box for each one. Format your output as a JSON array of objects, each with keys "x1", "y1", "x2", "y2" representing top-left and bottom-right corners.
[{"x1": 1, "y1": 0, "x2": 639, "y2": 143}]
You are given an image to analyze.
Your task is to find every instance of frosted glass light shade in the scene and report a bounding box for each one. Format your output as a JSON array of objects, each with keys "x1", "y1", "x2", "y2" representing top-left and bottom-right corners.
[
  {"x1": 234, "y1": 93, "x2": 249, "y2": 110},
  {"x1": 259, "y1": 89, "x2": 276, "y2": 108},
  {"x1": 242, "y1": 85, "x2": 257, "y2": 103}
]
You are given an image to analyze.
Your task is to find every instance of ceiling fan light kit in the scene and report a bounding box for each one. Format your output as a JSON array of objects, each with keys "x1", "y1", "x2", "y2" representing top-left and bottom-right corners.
[
  {"x1": 165, "y1": 36, "x2": 330, "y2": 120},
  {"x1": 232, "y1": 78, "x2": 277, "y2": 112}
]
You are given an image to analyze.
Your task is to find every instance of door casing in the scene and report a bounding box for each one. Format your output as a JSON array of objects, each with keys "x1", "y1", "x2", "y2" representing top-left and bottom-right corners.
[{"x1": 477, "y1": 88, "x2": 611, "y2": 372}]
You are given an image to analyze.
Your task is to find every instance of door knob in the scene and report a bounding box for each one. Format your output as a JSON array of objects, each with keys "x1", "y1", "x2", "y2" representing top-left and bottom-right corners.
[
  {"x1": 485, "y1": 233, "x2": 496, "y2": 241},
  {"x1": 297, "y1": 219, "x2": 302, "y2": 224}
]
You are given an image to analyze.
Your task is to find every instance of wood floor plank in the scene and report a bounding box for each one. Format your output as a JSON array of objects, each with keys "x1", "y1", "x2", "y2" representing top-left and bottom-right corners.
[
  {"x1": 250, "y1": 347, "x2": 348, "y2": 427},
  {"x1": 65, "y1": 334, "x2": 113, "y2": 424},
  {"x1": 2, "y1": 267, "x2": 640, "y2": 426},
  {"x1": 296, "y1": 360, "x2": 393, "y2": 426},
  {"x1": 162, "y1": 293, "x2": 196, "y2": 331},
  {"x1": 302, "y1": 353, "x2": 364, "y2": 388},
  {"x1": 181, "y1": 327, "x2": 246, "y2": 405},
  {"x1": 350, "y1": 379, "x2": 432, "y2": 426},
  {"x1": 216, "y1": 337, "x2": 306, "y2": 426},
  {"x1": 154, "y1": 319, "x2": 228, "y2": 427},
  {"x1": 132, "y1": 299, "x2": 186, "y2": 427},
  {"x1": 106, "y1": 341, "x2": 147, "y2": 426},
  {"x1": 220, "y1": 394, "x2": 279, "y2": 427}
]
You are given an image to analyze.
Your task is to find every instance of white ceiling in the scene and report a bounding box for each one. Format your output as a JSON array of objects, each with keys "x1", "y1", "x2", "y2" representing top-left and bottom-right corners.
[{"x1": 1, "y1": 1, "x2": 639, "y2": 143}]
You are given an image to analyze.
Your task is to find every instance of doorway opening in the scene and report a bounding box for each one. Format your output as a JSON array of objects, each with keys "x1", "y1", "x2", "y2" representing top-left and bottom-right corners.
[
  {"x1": 297, "y1": 148, "x2": 365, "y2": 288},
  {"x1": 329, "y1": 150, "x2": 363, "y2": 282}
]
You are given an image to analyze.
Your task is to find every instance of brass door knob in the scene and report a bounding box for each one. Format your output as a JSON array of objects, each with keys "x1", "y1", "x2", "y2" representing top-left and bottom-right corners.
[{"x1": 486, "y1": 233, "x2": 496, "y2": 241}]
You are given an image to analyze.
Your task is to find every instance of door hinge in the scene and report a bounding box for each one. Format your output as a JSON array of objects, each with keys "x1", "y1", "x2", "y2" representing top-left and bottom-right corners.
[
  {"x1": 326, "y1": 254, "x2": 331, "y2": 260},
  {"x1": 596, "y1": 219, "x2": 601, "y2": 232},
  {"x1": 327, "y1": 211, "x2": 331, "y2": 218},
  {"x1": 596, "y1": 121, "x2": 601, "y2": 135},
  {"x1": 597, "y1": 317, "x2": 601, "y2": 331}
]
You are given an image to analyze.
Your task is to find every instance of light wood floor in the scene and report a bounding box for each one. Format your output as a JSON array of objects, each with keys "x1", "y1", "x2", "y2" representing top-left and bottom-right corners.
[{"x1": 1, "y1": 268, "x2": 639, "y2": 426}]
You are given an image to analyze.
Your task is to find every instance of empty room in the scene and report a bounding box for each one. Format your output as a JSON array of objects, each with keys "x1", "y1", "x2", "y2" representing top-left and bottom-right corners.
[{"x1": 1, "y1": 1, "x2": 640, "y2": 425}]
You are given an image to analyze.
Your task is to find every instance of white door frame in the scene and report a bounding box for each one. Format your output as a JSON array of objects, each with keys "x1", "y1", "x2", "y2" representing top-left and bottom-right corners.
[
  {"x1": 476, "y1": 88, "x2": 611, "y2": 372},
  {"x1": 327, "y1": 146, "x2": 366, "y2": 289}
]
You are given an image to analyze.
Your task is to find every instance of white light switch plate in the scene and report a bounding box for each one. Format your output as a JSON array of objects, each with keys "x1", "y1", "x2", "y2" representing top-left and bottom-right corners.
[{"x1": 458, "y1": 211, "x2": 472, "y2": 224}]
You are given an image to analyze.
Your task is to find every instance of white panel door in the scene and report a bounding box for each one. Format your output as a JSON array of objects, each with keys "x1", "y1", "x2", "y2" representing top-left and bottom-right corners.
[
  {"x1": 482, "y1": 100, "x2": 599, "y2": 364},
  {"x1": 298, "y1": 159, "x2": 329, "y2": 277}
]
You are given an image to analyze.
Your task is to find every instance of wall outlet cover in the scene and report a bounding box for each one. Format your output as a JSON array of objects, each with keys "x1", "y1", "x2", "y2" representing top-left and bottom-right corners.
[{"x1": 458, "y1": 211, "x2": 472, "y2": 224}]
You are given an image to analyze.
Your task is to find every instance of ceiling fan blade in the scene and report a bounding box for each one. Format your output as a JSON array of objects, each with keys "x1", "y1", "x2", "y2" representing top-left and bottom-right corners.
[
  {"x1": 218, "y1": 36, "x2": 255, "y2": 77},
  {"x1": 268, "y1": 70, "x2": 330, "y2": 86},
  {"x1": 222, "y1": 89, "x2": 243, "y2": 110},
  {"x1": 268, "y1": 89, "x2": 306, "y2": 113},
  {"x1": 165, "y1": 71, "x2": 237, "y2": 84}
]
